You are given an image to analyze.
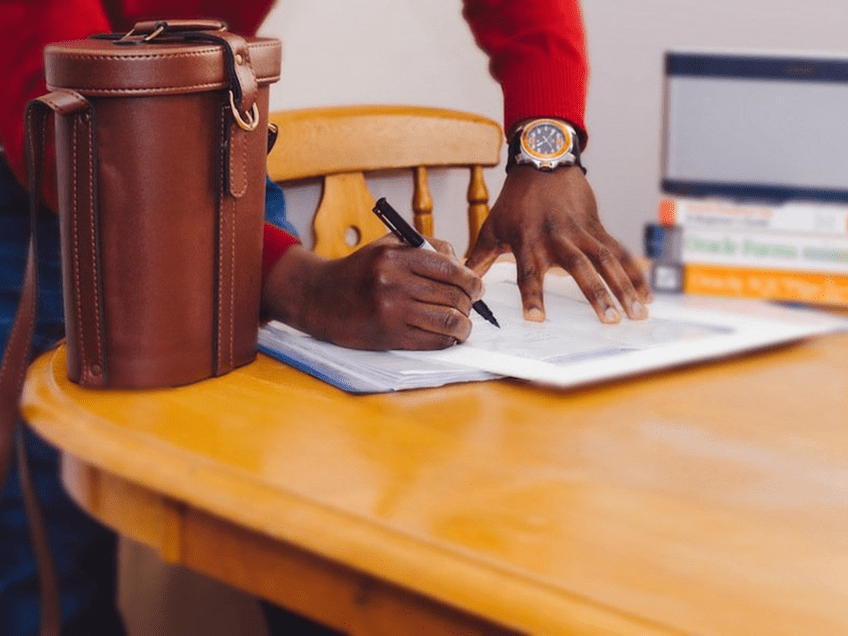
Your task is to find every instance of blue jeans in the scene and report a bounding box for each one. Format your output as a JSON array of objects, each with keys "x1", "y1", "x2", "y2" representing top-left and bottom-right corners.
[{"x1": 0, "y1": 161, "x2": 125, "y2": 636}]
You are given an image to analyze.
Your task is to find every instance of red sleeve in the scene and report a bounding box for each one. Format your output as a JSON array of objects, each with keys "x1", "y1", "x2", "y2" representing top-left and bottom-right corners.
[
  {"x1": 462, "y1": 0, "x2": 589, "y2": 146},
  {"x1": 0, "y1": 1, "x2": 111, "y2": 192},
  {"x1": 262, "y1": 223, "x2": 300, "y2": 280}
]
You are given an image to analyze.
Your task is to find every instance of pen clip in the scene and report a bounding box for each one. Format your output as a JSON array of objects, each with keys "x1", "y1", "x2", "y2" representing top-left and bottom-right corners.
[
  {"x1": 372, "y1": 198, "x2": 424, "y2": 247},
  {"x1": 372, "y1": 205, "x2": 407, "y2": 244}
]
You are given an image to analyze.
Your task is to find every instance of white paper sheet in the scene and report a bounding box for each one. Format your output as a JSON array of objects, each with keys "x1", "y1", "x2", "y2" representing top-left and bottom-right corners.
[{"x1": 258, "y1": 262, "x2": 848, "y2": 393}]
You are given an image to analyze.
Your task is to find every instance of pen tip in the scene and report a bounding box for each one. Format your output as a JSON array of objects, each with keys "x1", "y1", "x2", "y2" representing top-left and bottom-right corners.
[{"x1": 472, "y1": 300, "x2": 499, "y2": 328}]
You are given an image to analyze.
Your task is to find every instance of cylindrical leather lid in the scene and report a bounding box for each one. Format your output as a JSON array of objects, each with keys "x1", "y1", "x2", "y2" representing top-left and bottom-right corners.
[{"x1": 45, "y1": 36, "x2": 281, "y2": 96}]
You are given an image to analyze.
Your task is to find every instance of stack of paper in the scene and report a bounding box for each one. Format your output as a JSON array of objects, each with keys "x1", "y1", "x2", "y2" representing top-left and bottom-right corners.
[{"x1": 258, "y1": 322, "x2": 497, "y2": 393}]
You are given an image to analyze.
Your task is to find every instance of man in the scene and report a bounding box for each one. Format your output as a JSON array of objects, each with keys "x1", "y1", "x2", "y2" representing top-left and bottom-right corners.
[{"x1": 0, "y1": 1, "x2": 650, "y2": 634}]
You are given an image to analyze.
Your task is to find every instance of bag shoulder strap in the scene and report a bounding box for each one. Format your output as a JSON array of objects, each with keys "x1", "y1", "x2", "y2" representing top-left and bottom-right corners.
[{"x1": 0, "y1": 88, "x2": 91, "y2": 636}]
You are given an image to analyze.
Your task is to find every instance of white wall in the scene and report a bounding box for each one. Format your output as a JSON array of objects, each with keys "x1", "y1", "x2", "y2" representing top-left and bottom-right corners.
[{"x1": 257, "y1": 0, "x2": 848, "y2": 257}]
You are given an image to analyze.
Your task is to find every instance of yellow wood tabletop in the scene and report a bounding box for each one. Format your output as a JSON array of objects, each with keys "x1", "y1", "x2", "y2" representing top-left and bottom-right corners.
[{"x1": 22, "y1": 333, "x2": 848, "y2": 636}]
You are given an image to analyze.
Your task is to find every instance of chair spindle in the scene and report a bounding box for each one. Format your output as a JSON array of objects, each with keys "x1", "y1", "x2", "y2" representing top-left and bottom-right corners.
[{"x1": 412, "y1": 166, "x2": 434, "y2": 238}]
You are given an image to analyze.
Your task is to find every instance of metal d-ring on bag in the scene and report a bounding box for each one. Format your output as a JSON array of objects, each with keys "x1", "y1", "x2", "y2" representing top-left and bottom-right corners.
[{"x1": 0, "y1": 20, "x2": 281, "y2": 635}]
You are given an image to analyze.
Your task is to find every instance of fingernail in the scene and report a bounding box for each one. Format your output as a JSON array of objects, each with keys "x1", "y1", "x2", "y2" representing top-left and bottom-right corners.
[
  {"x1": 630, "y1": 300, "x2": 648, "y2": 319},
  {"x1": 525, "y1": 307, "x2": 545, "y2": 322},
  {"x1": 603, "y1": 307, "x2": 620, "y2": 323}
]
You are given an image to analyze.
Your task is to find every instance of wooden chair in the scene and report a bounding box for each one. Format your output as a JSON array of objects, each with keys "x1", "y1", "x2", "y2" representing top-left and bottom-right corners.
[{"x1": 266, "y1": 105, "x2": 503, "y2": 258}]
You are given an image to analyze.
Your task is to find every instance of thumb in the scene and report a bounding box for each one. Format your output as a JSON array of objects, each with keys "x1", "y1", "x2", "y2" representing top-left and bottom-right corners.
[{"x1": 464, "y1": 229, "x2": 502, "y2": 277}]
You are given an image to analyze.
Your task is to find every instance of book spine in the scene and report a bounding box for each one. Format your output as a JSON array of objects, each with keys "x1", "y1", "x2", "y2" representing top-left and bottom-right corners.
[
  {"x1": 645, "y1": 222, "x2": 848, "y2": 274},
  {"x1": 651, "y1": 261, "x2": 848, "y2": 307},
  {"x1": 658, "y1": 197, "x2": 848, "y2": 235}
]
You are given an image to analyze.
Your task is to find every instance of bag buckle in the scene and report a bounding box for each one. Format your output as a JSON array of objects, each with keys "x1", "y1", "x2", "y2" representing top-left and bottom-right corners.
[
  {"x1": 115, "y1": 21, "x2": 166, "y2": 44},
  {"x1": 228, "y1": 90, "x2": 259, "y2": 131}
]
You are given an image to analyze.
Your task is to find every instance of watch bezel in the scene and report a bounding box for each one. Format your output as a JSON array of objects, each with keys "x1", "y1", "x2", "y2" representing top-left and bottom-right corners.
[{"x1": 512, "y1": 118, "x2": 581, "y2": 171}]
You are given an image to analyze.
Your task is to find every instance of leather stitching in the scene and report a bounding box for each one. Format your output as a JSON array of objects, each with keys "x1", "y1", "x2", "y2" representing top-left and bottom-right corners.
[
  {"x1": 57, "y1": 49, "x2": 224, "y2": 61},
  {"x1": 229, "y1": 196, "x2": 235, "y2": 370},
  {"x1": 46, "y1": 80, "x2": 279, "y2": 95},
  {"x1": 84, "y1": 112, "x2": 103, "y2": 378},
  {"x1": 229, "y1": 129, "x2": 248, "y2": 198},
  {"x1": 71, "y1": 115, "x2": 87, "y2": 379},
  {"x1": 49, "y1": 83, "x2": 223, "y2": 94},
  {"x1": 239, "y1": 129, "x2": 248, "y2": 197},
  {"x1": 217, "y1": 109, "x2": 226, "y2": 373}
]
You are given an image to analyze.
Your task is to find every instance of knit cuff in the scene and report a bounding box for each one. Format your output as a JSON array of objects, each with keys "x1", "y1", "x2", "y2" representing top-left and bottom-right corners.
[{"x1": 501, "y1": 59, "x2": 589, "y2": 148}]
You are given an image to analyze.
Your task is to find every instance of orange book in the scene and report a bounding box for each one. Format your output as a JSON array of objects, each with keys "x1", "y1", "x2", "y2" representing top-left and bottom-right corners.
[{"x1": 682, "y1": 263, "x2": 848, "y2": 307}]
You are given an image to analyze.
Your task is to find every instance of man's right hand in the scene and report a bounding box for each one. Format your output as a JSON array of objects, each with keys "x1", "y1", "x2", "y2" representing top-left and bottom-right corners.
[{"x1": 261, "y1": 236, "x2": 484, "y2": 350}]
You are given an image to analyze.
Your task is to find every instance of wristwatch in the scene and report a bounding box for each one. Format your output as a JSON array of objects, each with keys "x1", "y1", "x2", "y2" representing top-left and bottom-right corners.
[{"x1": 507, "y1": 118, "x2": 585, "y2": 173}]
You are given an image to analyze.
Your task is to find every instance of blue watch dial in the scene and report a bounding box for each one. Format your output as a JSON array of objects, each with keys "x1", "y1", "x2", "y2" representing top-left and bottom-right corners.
[{"x1": 524, "y1": 121, "x2": 569, "y2": 157}]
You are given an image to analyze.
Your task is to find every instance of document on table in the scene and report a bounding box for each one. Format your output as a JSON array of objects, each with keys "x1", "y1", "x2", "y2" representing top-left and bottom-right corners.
[{"x1": 258, "y1": 262, "x2": 848, "y2": 393}]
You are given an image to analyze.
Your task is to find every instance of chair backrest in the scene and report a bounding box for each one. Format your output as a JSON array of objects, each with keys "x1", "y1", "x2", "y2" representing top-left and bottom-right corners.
[{"x1": 266, "y1": 105, "x2": 503, "y2": 258}]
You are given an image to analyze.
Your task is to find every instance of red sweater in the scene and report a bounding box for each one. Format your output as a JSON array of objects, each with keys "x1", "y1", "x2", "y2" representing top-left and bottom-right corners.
[{"x1": 0, "y1": 0, "x2": 588, "y2": 274}]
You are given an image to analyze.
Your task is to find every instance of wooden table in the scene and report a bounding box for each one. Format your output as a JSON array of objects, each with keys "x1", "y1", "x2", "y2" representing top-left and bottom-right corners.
[{"x1": 21, "y1": 334, "x2": 848, "y2": 636}]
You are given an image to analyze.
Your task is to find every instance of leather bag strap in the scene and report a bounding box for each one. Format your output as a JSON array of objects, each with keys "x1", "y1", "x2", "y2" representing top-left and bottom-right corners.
[
  {"x1": 128, "y1": 19, "x2": 228, "y2": 36},
  {"x1": 0, "y1": 89, "x2": 91, "y2": 636}
]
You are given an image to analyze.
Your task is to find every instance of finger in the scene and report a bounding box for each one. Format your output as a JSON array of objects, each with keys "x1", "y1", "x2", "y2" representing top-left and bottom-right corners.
[
  {"x1": 397, "y1": 328, "x2": 458, "y2": 351},
  {"x1": 464, "y1": 225, "x2": 504, "y2": 277},
  {"x1": 581, "y1": 240, "x2": 648, "y2": 321},
  {"x1": 588, "y1": 227, "x2": 653, "y2": 304},
  {"x1": 514, "y1": 246, "x2": 547, "y2": 322},
  {"x1": 406, "y1": 275, "x2": 474, "y2": 316},
  {"x1": 618, "y1": 251, "x2": 653, "y2": 303},
  {"x1": 554, "y1": 244, "x2": 623, "y2": 324},
  {"x1": 403, "y1": 304, "x2": 473, "y2": 348},
  {"x1": 406, "y1": 249, "x2": 483, "y2": 303}
]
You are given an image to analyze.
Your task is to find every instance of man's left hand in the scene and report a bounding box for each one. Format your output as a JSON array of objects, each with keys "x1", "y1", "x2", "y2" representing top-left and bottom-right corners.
[{"x1": 465, "y1": 164, "x2": 652, "y2": 323}]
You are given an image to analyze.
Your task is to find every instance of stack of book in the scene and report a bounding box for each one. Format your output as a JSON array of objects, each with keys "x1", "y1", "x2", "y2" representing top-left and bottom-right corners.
[{"x1": 645, "y1": 196, "x2": 848, "y2": 307}]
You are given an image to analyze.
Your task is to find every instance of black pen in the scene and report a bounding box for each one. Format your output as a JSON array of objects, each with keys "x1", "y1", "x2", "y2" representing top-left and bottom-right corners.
[{"x1": 372, "y1": 197, "x2": 500, "y2": 328}]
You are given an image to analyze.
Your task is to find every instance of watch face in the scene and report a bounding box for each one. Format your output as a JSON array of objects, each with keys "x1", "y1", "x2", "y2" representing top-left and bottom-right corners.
[{"x1": 521, "y1": 119, "x2": 573, "y2": 160}]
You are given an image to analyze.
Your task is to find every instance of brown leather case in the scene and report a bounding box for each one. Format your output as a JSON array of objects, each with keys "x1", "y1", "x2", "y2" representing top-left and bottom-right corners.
[{"x1": 42, "y1": 22, "x2": 281, "y2": 388}]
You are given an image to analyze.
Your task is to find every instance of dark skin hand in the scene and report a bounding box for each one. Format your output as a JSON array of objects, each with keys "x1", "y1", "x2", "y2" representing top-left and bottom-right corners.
[
  {"x1": 465, "y1": 164, "x2": 653, "y2": 323},
  {"x1": 262, "y1": 235, "x2": 483, "y2": 350}
]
